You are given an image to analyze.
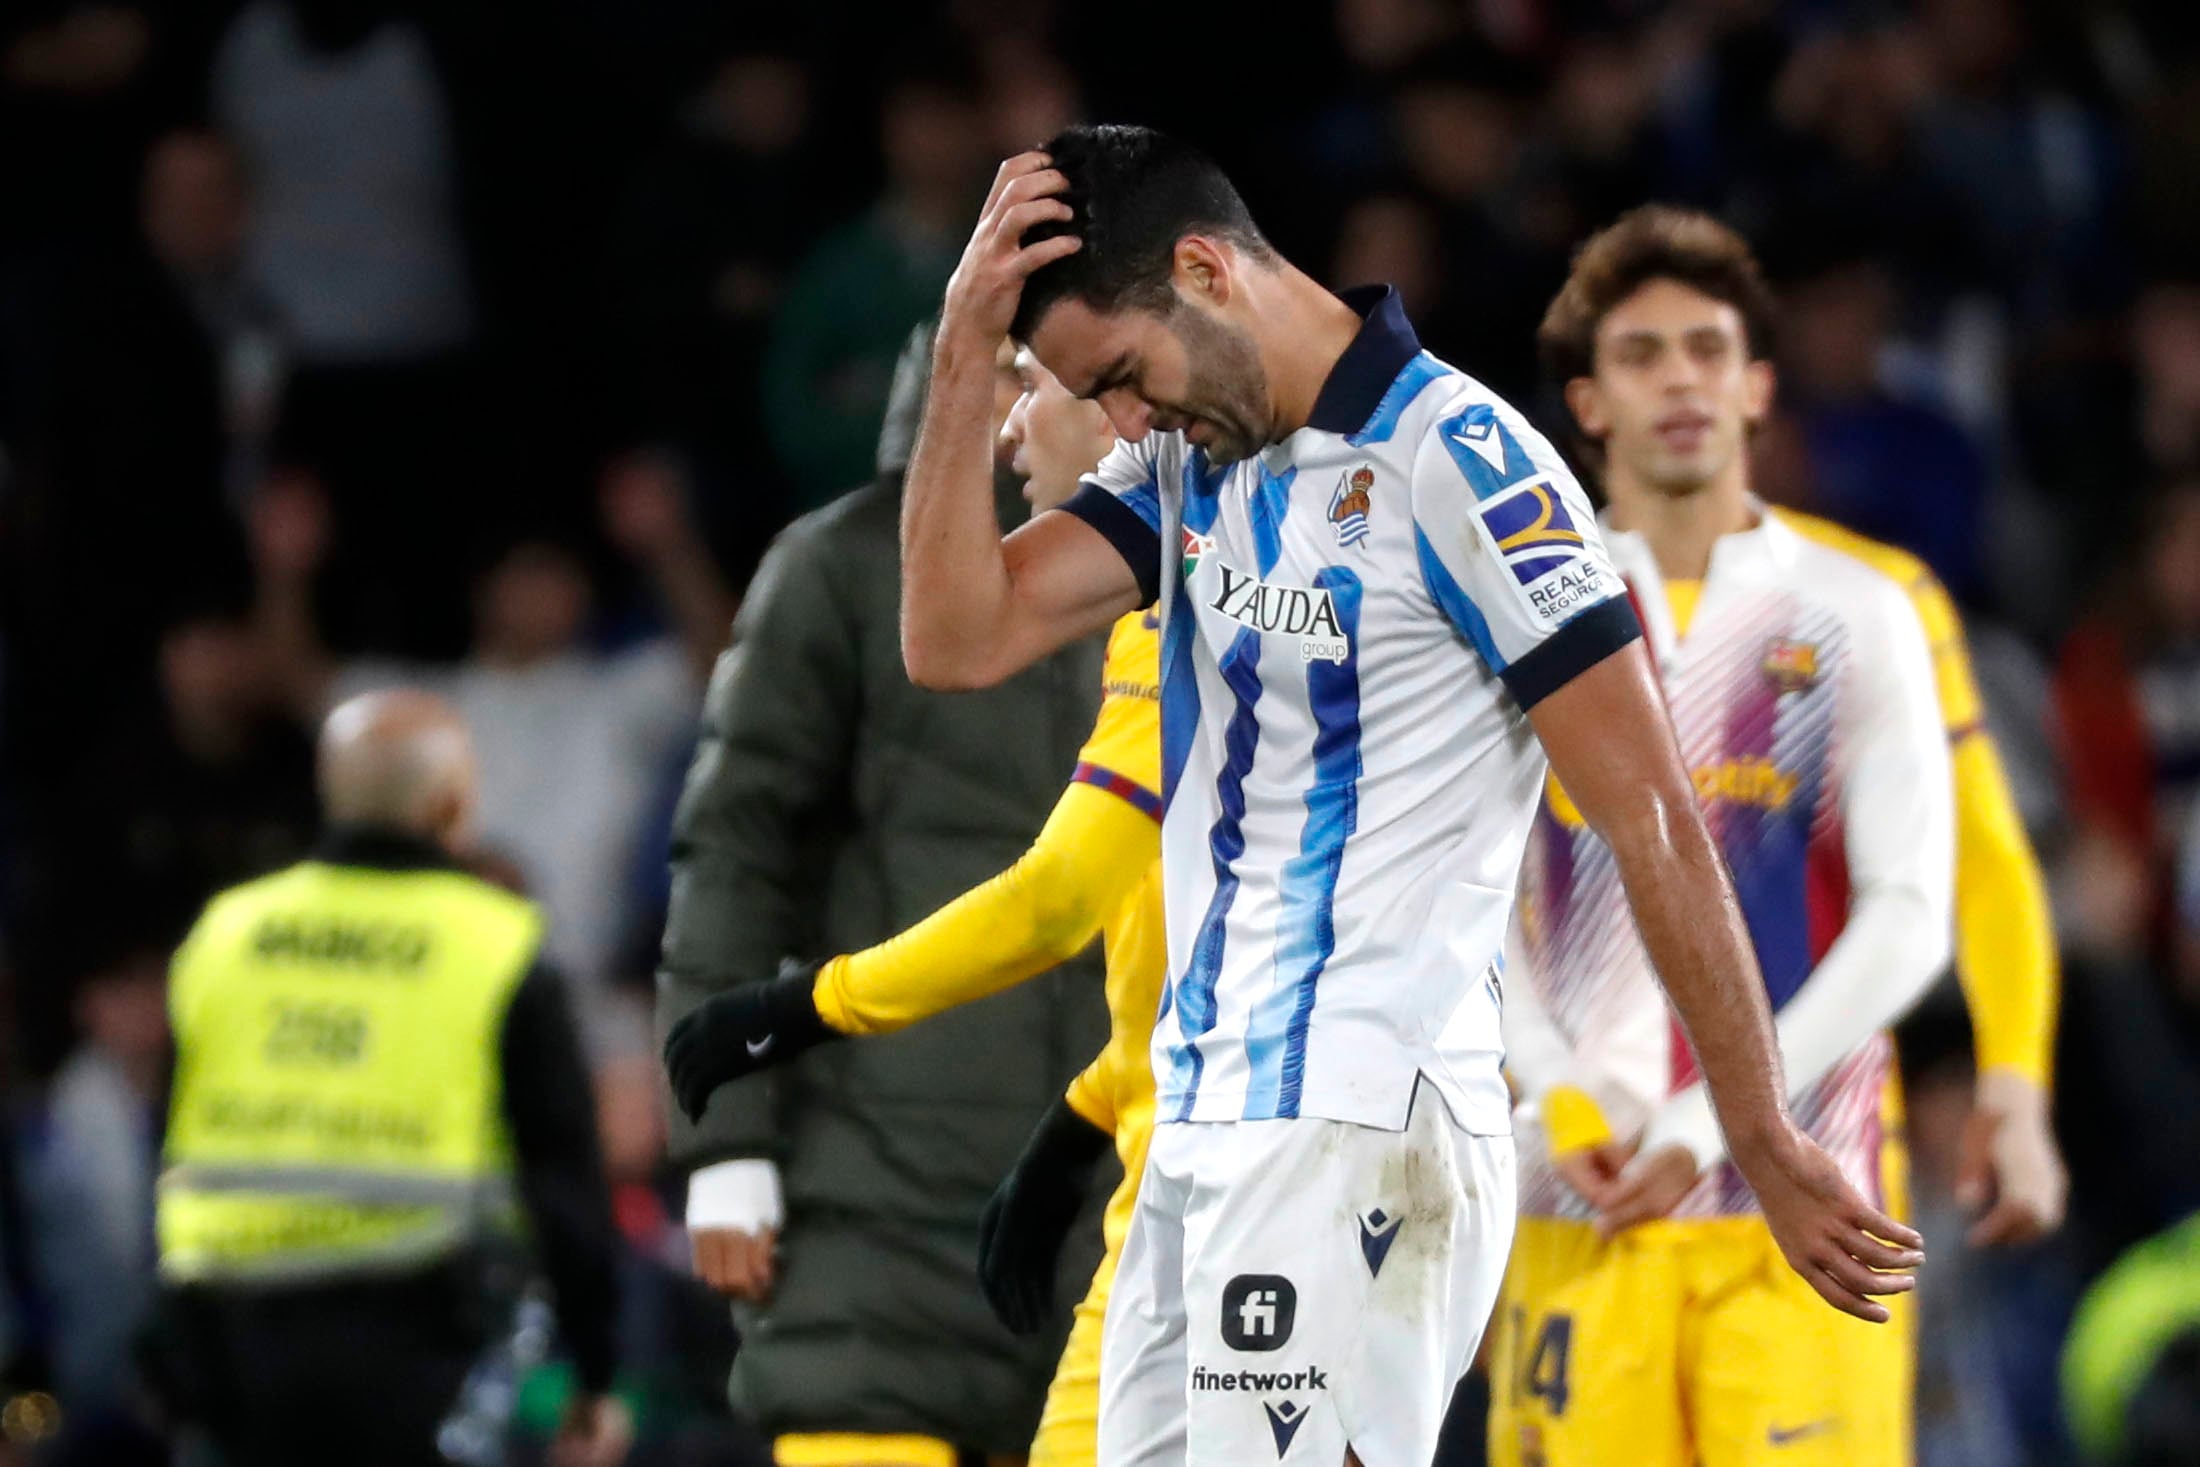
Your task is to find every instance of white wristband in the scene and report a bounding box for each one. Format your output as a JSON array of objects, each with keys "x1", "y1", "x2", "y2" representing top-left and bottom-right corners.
[
  {"x1": 1638, "y1": 1088, "x2": 1726, "y2": 1173},
  {"x1": 685, "y1": 1159, "x2": 783, "y2": 1234}
]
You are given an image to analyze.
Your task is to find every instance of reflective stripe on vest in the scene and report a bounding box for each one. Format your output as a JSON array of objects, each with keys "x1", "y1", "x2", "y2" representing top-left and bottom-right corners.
[
  {"x1": 162, "y1": 1163, "x2": 519, "y2": 1209},
  {"x1": 159, "y1": 859, "x2": 541, "y2": 1284}
]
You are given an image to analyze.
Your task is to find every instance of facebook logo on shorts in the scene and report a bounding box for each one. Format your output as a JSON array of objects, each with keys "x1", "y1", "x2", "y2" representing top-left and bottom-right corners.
[{"x1": 1221, "y1": 1275, "x2": 1297, "y2": 1352}]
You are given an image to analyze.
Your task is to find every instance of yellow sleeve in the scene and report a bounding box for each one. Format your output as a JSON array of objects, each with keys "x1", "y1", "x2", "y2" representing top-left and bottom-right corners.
[
  {"x1": 1065, "y1": 1046, "x2": 1122, "y2": 1134},
  {"x1": 814, "y1": 614, "x2": 1164, "y2": 1036},
  {"x1": 1952, "y1": 731, "x2": 2060, "y2": 1084},
  {"x1": 1911, "y1": 573, "x2": 2060, "y2": 1087}
]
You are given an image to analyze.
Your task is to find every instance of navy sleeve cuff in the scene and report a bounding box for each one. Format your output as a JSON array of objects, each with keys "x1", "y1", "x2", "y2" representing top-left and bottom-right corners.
[
  {"x1": 1059, "y1": 482, "x2": 1161, "y2": 608},
  {"x1": 1501, "y1": 596, "x2": 1643, "y2": 711}
]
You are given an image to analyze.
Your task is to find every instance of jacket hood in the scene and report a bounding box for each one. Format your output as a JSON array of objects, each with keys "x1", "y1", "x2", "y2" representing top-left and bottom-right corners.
[{"x1": 876, "y1": 318, "x2": 937, "y2": 476}]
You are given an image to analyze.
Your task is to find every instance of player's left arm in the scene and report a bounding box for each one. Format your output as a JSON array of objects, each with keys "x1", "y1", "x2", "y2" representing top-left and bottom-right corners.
[
  {"x1": 1607, "y1": 576, "x2": 1956, "y2": 1228},
  {"x1": 1915, "y1": 571, "x2": 2066, "y2": 1243},
  {"x1": 1414, "y1": 398, "x2": 1921, "y2": 1320},
  {"x1": 665, "y1": 778, "x2": 1158, "y2": 1118},
  {"x1": 664, "y1": 647, "x2": 1163, "y2": 1118}
]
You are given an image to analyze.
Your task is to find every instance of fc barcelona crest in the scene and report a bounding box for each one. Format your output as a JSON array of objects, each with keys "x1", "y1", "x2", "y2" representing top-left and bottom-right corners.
[{"x1": 1761, "y1": 637, "x2": 1820, "y2": 692}]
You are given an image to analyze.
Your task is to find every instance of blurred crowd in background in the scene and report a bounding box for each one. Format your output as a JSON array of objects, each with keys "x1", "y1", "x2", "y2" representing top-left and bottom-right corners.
[{"x1": 0, "y1": 0, "x2": 2197, "y2": 1462}]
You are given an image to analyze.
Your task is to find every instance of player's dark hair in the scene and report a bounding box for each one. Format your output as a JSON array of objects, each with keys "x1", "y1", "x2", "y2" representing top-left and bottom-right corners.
[
  {"x1": 1537, "y1": 205, "x2": 1779, "y2": 387},
  {"x1": 1009, "y1": 124, "x2": 1275, "y2": 343}
]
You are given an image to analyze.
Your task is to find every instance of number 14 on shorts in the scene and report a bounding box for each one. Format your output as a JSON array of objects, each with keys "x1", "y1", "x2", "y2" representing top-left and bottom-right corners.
[{"x1": 1507, "y1": 1307, "x2": 1574, "y2": 1417}]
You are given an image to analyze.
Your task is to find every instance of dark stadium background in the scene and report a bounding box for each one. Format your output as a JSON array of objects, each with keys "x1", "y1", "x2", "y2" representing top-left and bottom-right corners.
[{"x1": 2, "y1": 0, "x2": 2198, "y2": 1463}]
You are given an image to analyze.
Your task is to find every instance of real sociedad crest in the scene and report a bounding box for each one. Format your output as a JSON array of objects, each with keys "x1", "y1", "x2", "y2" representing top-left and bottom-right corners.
[{"x1": 1330, "y1": 466, "x2": 1373, "y2": 550}]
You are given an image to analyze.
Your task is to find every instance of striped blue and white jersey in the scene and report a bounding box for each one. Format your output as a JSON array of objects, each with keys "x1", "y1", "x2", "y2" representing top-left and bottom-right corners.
[{"x1": 1061, "y1": 288, "x2": 1641, "y2": 1132}]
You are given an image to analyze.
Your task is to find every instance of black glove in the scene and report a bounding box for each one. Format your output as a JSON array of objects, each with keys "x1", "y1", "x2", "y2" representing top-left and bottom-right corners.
[
  {"x1": 663, "y1": 958, "x2": 837, "y2": 1122},
  {"x1": 977, "y1": 1097, "x2": 1114, "y2": 1335}
]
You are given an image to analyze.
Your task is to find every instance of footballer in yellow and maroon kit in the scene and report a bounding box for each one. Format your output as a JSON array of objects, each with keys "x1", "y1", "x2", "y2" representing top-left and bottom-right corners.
[
  {"x1": 1497, "y1": 505, "x2": 1950, "y2": 1467},
  {"x1": 1486, "y1": 206, "x2": 2062, "y2": 1467}
]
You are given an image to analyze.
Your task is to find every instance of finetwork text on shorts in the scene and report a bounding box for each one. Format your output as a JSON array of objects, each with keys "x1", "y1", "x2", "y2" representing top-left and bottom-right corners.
[{"x1": 1191, "y1": 1365, "x2": 1329, "y2": 1393}]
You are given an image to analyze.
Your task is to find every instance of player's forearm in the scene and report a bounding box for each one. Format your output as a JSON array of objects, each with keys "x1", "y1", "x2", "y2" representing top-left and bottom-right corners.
[
  {"x1": 1606, "y1": 796, "x2": 1792, "y2": 1157},
  {"x1": 1951, "y1": 734, "x2": 2060, "y2": 1087},
  {"x1": 816, "y1": 847, "x2": 1098, "y2": 1035},
  {"x1": 900, "y1": 328, "x2": 1021, "y2": 690},
  {"x1": 815, "y1": 782, "x2": 1150, "y2": 1034}
]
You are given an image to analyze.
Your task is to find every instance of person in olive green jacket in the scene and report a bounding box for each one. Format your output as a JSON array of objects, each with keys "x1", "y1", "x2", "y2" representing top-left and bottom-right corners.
[{"x1": 657, "y1": 323, "x2": 1109, "y2": 1466}]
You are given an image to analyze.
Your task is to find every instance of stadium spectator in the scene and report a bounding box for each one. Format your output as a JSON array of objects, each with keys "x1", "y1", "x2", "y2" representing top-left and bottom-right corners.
[
  {"x1": 24, "y1": 945, "x2": 165, "y2": 1422},
  {"x1": 250, "y1": 461, "x2": 731, "y2": 1042},
  {"x1": 1909, "y1": 0, "x2": 2126, "y2": 326},
  {"x1": 762, "y1": 57, "x2": 992, "y2": 505},
  {"x1": 211, "y1": 0, "x2": 473, "y2": 371},
  {"x1": 976, "y1": 36, "x2": 1082, "y2": 158},
  {"x1": 0, "y1": 3, "x2": 227, "y2": 254},
  {"x1": 211, "y1": 0, "x2": 500, "y2": 658},
  {"x1": 657, "y1": 324, "x2": 1108, "y2": 1463},
  {"x1": 1385, "y1": 47, "x2": 1564, "y2": 399},
  {"x1": 1774, "y1": 249, "x2": 1992, "y2": 598},
  {"x1": 17, "y1": 602, "x2": 318, "y2": 1029},
  {"x1": 610, "y1": 42, "x2": 830, "y2": 548},
  {"x1": 1329, "y1": 192, "x2": 1459, "y2": 357},
  {"x1": 2053, "y1": 480, "x2": 2200, "y2": 957},
  {"x1": 2132, "y1": 280, "x2": 2200, "y2": 482},
  {"x1": 3, "y1": 128, "x2": 269, "y2": 766}
]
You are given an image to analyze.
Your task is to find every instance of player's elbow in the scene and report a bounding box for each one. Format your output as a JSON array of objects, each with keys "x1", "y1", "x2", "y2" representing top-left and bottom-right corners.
[
  {"x1": 1874, "y1": 882, "x2": 1955, "y2": 1003},
  {"x1": 1917, "y1": 893, "x2": 1956, "y2": 978},
  {"x1": 1015, "y1": 847, "x2": 1112, "y2": 961},
  {"x1": 901, "y1": 627, "x2": 1008, "y2": 692}
]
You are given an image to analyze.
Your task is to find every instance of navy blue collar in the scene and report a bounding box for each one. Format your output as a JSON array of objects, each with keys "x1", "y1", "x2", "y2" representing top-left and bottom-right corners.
[{"x1": 1303, "y1": 285, "x2": 1422, "y2": 436}]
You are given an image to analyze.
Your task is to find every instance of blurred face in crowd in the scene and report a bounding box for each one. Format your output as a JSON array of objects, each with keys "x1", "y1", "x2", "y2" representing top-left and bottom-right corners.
[
  {"x1": 707, "y1": 54, "x2": 809, "y2": 156},
  {"x1": 161, "y1": 616, "x2": 267, "y2": 742},
  {"x1": 2145, "y1": 485, "x2": 2200, "y2": 640},
  {"x1": 980, "y1": 42, "x2": 1081, "y2": 157},
  {"x1": 1393, "y1": 80, "x2": 1518, "y2": 205},
  {"x1": 1026, "y1": 242, "x2": 1274, "y2": 466},
  {"x1": 1782, "y1": 262, "x2": 1893, "y2": 401},
  {"x1": 1001, "y1": 348, "x2": 1115, "y2": 513},
  {"x1": 1566, "y1": 276, "x2": 1774, "y2": 500},
  {"x1": 1333, "y1": 195, "x2": 1441, "y2": 320},
  {"x1": 75, "y1": 951, "x2": 170, "y2": 1075},
  {"x1": 476, "y1": 544, "x2": 592, "y2": 665},
  {"x1": 2134, "y1": 283, "x2": 2200, "y2": 411},
  {"x1": 141, "y1": 130, "x2": 245, "y2": 277},
  {"x1": 1335, "y1": 0, "x2": 1452, "y2": 72},
  {"x1": 882, "y1": 82, "x2": 989, "y2": 206}
]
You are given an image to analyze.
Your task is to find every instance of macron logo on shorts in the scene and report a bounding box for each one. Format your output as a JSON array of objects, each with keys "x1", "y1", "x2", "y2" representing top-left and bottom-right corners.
[
  {"x1": 1265, "y1": 1400, "x2": 1308, "y2": 1457},
  {"x1": 1357, "y1": 1207, "x2": 1403, "y2": 1278},
  {"x1": 1220, "y1": 1274, "x2": 1297, "y2": 1351}
]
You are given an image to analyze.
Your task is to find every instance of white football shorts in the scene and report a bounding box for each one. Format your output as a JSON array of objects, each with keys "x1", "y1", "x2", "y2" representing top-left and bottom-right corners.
[{"x1": 1098, "y1": 1080, "x2": 1516, "y2": 1466}]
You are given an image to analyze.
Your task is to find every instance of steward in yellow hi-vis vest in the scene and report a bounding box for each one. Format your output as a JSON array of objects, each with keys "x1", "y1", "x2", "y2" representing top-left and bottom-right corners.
[
  {"x1": 159, "y1": 847, "x2": 540, "y2": 1281},
  {"x1": 149, "y1": 690, "x2": 631, "y2": 1467}
]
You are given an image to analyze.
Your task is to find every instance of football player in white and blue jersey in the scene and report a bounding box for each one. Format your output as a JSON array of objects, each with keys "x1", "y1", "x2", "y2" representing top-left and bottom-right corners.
[{"x1": 892, "y1": 125, "x2": 1924, "y2": 1467}]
